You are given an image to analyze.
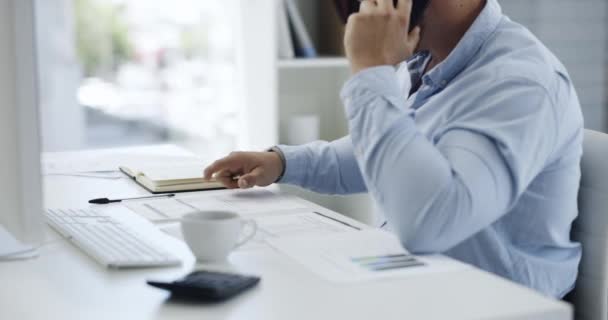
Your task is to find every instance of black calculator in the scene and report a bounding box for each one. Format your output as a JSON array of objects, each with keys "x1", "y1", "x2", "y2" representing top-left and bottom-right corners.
[{"x1": 147, "y1": 270, "x2": 261, "y2": 302}]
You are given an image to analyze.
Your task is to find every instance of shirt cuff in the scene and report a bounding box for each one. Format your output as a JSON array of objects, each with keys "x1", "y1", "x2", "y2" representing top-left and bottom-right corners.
[
  {"x1": 274, "y1": 145, "x2": 308, "y2": 185},
  {"x1": 268, "y1": 146, "x2": 286, "y2": 182}
]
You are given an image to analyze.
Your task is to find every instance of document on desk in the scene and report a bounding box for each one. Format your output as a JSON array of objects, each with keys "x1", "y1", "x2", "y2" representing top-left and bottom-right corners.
[
  {"x1": 244, "y1": 211, "x2": 358, "y2": 249},
  {"x1": 160, "y1": 211, "x2": 359, "y2": 251},
  {"x1": 182, "y1": 189, "x2": 309, "y2": 215},
  {"x1": 268, "y1": 230, "x2": 469, "y2": 283},
  {"x1": 125, "y1": 189, "x2": 310, "y2": 222},
  {"x1": 124, "y1": 198, "x2": 196, "y2": 222},
  {"x1": 42, "y1": 153, "x2": 204, "y2": 176},
  {"x1": 127, "y1": 189, "x2": 363, "y2": 250}
]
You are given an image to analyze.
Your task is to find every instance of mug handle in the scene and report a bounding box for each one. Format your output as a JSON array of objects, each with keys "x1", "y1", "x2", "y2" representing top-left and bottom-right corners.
[{"x1": 234, "y1": 219, "x2": 258, "y2": 249}]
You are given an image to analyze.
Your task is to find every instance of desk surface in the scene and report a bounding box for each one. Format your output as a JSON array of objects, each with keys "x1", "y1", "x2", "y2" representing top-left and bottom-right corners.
[{"x1": 0, "y1": 146, "x2": 572, "y2": 320}]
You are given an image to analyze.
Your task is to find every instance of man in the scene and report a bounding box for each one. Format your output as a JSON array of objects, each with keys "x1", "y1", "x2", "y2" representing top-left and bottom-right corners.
[{"x1": 204, "y1": 0, "x2": 583, "y2": 298}]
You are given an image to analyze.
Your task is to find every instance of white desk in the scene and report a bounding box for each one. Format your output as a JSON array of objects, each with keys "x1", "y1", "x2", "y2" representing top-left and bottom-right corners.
[{"x1": 0, "y1": 146, "x2": 572, "y2": 320}]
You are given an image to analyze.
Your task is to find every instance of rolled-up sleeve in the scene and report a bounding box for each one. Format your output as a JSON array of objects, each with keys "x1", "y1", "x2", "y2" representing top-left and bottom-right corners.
[{"x1": 341, "y1": 66, "x2": 557, "y2": 253}]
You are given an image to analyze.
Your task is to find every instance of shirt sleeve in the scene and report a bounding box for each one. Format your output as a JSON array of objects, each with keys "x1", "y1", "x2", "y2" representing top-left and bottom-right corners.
[
  {"x1": 341, "y1": 66, "x2": 557, "y2": 253},
  {"x1": 276, "y1": 136, "x2": 368, "y2": 195}
]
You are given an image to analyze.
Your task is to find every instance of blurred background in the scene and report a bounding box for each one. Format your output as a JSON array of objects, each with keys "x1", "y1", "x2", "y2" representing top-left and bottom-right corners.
[
  {"x1": 38, "y1": 0, "x2": 608, "y2": 154},
  {"x1": 37, "y1": 0, "x2": 239, "y2": 156},
  {"x1": 35, "y1": 0, "x2": 608, "y2": 221},
  {"x1": 37, "y1": 0, "x2": 607, "y2": 152}
]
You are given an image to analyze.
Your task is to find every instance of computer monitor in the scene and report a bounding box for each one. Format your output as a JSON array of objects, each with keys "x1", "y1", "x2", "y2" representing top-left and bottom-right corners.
[{"x1": 0, "y1": 0, "x2": 44, "y2": 248}]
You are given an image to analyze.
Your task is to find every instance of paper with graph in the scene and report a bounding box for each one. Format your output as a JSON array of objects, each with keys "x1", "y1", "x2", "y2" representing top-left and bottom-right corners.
[
  {"x1": 159, "y1": 210, "x2": 359, "y2": 251},
  {"x1": 267, "y1": 230, "x2": 470, "y2": 283},
  {"x1": 125, "y1": 189, "x2": 364, "y2": 250}
]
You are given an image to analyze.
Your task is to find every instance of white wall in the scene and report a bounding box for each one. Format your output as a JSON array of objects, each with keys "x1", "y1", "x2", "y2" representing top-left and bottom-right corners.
[
  {"x1": 35, "y1": 0, "x2": 85, "y2": 151},
  {"x1": 500, "y1": 0, "x2": 608, "y2": 132},
  {"x1": 235, "y1": 0, "x2": 278, "y2": 150},
  {"x1": 0, "y1": 0, "x2": 44, "y2": 243}
]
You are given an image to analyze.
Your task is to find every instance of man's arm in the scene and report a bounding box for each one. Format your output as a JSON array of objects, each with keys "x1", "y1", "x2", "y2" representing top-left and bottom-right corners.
[
  {"x1": 342, "y1": 66, "x2": 557, "y2": 253},
  {"x1": 277, "y1": 136, "x2": 368, "y2": 195},
  {"x1": 202, "y1": 136, "x2": 367, "y2": 194}
]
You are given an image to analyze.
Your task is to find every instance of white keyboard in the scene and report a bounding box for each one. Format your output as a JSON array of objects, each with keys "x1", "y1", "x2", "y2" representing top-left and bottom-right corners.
[{"x1": 45, "y1": 208, "x2": 181, "y2": 268}]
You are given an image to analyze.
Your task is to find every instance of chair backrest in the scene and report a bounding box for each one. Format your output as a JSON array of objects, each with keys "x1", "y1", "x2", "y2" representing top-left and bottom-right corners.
[{"x1": 567, "y1": 129, "x2": 608, "y2": 320}]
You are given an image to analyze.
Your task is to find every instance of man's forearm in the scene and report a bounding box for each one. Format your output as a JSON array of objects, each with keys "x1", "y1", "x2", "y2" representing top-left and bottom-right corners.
[{"x1": 276, "y1": 137, "x2": 368, "y2": 195}]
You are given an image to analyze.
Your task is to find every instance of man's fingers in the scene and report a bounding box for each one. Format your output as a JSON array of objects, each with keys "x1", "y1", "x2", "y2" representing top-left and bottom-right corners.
[
  {"x1": 375, "y1": 0, "x2": 393, "y2": 12},
  {"x1": 204, "y1": 160, "x2": 224, "y2": 179},
  {"x1": 397, "y1": 0, "x2": 412, "y2": 17},
  {"x1": 217, "y1": 174, "x2": 240, "y2": 189},
  {"x1": 203, "y1": 154, "x2": 241, "y2": 180},
  {"x1": 237, "y1": 167, "x2": 264, "y2": 189},
  {"x1": 358, "y1": 0, "x2": 376, "y2": 13}
]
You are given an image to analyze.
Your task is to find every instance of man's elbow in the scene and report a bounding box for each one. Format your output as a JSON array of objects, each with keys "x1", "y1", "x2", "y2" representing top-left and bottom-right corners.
[
  {"x1": 394, "y1": 204, "x2": 461, "y2": 254},
  {"x1": 395, "y1": 178, "x2": 474, "y2": 254},
  {"x1": 401, "y1": 233, "x2": 456, "y2": 254}
]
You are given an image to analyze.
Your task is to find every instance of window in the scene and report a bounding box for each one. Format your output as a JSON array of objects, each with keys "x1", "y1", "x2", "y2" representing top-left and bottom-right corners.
[{"x1": 36, "y1": 0, "x2": 240, "y2": 157}]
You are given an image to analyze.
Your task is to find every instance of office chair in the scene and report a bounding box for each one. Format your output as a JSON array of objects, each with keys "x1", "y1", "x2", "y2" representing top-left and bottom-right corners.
[{"x1": 565, "y1": 129, "x2": 608, "y2": 320}]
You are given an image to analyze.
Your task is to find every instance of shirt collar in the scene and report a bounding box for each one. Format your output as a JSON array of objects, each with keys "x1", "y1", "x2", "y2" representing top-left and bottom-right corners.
[
  {"x1": 406, "y1": 50, "x2": 432, "y2": 90},
  {"x1": 407, "y1": 0, "x2": 503, "y2": 90}
]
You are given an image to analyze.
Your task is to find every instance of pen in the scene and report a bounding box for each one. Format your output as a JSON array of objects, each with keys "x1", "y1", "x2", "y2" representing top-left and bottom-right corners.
[
  {"x1": 313, "y1": 211, "x2": 361, "y2": 230},
  {"x1": 88, "y1": 194, "x2": 176, "y2": 204}
]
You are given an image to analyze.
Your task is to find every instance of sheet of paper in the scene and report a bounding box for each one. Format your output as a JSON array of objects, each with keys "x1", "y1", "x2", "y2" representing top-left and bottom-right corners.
[
  {"x1": 268, "y1": 230, "x2": 469, "y2": 283},
  {"x1": 42, "y1": 153, "x2": 207, "y2": 175},
  {"x1": 124, "y1": 199, "x2": 197, "y2": 222},
  {"x1": 160, "y1": 211, "x2": 358, "y2": 251},
  {"x1": 44, "y1": 171, "x2": 125, "y2": 179},
  {"x1": 125, "y1": 190, "x2": 311, "y2": 223},
  {"x1": 181, "y1": 189, "x2": 309, "y2": 215},
  {"x1": 243, "y1": 212, "x2": 358, "y2": 249}
]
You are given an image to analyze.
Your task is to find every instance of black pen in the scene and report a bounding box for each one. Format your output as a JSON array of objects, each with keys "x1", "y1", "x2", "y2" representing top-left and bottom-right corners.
[
  {"x1": 88, "y1": 193, "x2": 176, "y2": 204},
  {"x1": 313, "y1": 211, "x2": 361, "y2": 230}
]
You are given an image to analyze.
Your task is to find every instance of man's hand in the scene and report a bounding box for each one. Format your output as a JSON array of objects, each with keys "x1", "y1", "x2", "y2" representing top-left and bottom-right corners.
[
  {"x1": 203, "y1": 151, "x2": 284, "y2": 189},
  {"x1": 344, "y1": 0, "x2": 421, "y2": 74}
]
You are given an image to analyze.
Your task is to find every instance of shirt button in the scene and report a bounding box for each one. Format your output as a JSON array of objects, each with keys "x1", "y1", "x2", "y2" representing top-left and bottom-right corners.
[{"x1": 441, "y1": 80, "x2": 447, "y2": 87}]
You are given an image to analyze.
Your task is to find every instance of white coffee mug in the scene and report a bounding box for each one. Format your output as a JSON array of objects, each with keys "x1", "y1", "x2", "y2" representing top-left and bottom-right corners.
[{"x1": 180, "y1": 211, "x2": 257, "y2": 262}]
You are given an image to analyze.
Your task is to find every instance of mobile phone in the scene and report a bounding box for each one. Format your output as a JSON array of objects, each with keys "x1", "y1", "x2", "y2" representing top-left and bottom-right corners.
[{"x1": 334, "y1": 0, "x2": 430, "y2": 31}]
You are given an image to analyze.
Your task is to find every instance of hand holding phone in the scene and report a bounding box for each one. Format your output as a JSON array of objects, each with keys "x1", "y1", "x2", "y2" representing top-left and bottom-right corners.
[
  {"x1": 334, "y1": 0, "x2": 429, "y2": 31},
  {"x1": 343, "y1": 0, "x2": 422, "y2": 74}
]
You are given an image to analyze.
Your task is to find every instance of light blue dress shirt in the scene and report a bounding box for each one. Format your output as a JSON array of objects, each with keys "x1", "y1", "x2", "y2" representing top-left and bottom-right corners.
[{"x1": 277, "y1": 0, "x2": 583, "y2": 298}]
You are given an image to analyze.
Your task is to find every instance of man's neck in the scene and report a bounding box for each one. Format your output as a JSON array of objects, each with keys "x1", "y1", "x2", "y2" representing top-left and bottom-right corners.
[{"x1": 418, "y1": 0, "x2": 486, "y2": 70}]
